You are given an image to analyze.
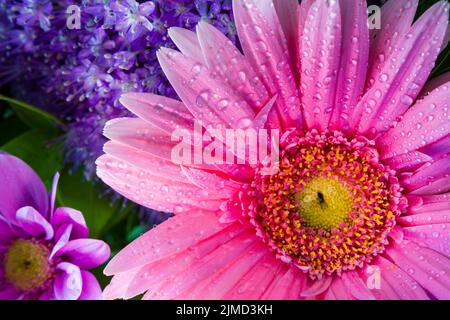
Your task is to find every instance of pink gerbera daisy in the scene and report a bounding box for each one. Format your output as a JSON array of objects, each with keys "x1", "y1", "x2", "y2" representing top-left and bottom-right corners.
[{"x1": 97, "y1": 0, "x2": 450, "y2": 300}]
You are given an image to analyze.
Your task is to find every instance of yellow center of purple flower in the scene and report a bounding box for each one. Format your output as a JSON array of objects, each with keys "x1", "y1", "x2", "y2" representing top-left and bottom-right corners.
[
  {"x1": 4, "y1": 239, "x2": 51, "y2": 291},
  {"x1": 251, "y1": 130, "x2": 403, "y2": 278}
]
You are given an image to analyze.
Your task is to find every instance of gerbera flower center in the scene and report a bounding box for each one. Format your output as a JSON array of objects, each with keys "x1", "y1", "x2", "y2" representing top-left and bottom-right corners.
[
  {"x1": 4, "y1": 239, "x2": 51, "y2": 291},
  {"x1": 295, "y1": 177, "x2": 353, "y2": 231},
  {"x1": 251, "y1": 130, "x2": 403, "y2": 278}
]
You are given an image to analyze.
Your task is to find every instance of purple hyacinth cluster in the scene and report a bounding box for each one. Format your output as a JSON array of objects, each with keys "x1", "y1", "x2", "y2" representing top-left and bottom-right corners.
[{"x1": 0, "y1": 0, "x2": 237, "y2": 179}]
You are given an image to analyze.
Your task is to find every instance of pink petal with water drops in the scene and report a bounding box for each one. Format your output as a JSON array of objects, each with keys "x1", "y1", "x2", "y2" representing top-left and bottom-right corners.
[
  {"x1": 382, "y1": 151, "x2": 432, "y2": 172},
  {"x1": 119, "y1": 93, "x2": 194, "y2": 134},
  {"x1": 195, "y1": 22, "x2": 270, "y2": 114},
  {"x1": 102, "y1": 269, "x2": 139, "y2": 300},
  {"x1": 168, "y1": 27, "x2": 205, "y2": 64},
  {"x1": 367, "y1": 0, "x2": 419, "y2": 87},
  {"x1": 300, "y1": 275, "x2": 332, "y2": 297},
  {"x1": 369, "y1": 256, "x2": 429, "y2": 300},
  {"x1": 419, "y1": 72, "x2": 450, "y2": 98},
  {"x1": 323, "y1": 277, "x2": 353, "y2": 300},
  {"x1": 143, "y1": 231, "x2": 260, "y2": 300},
  {"x1": 96, "y1": 154, "x2": 225, "y2": 213},
  {"x1": 233, "y1": 0, "x2": 302, "y2": 128},
  {"x1": 299, "y1": 0, "x2": 341, "y2": 131},
  {"x1": 401, "y1": 157, "x2": 450, "y2": 194},
  {"x1": 402, "y1": 223, "x2": 450, "y2": 257},
  {"x1": 104, "y1": 211, "x2": 231, "y2": 275},
  {"x1": 273, "y1": 0, "x2": 299, "y2": 76},
  {"x1": 329, "y1": 0, "x2": 369, "y2": 131},
  {"x1": 297, "y1": 0, "x2": 315, "y2": 69},
  {"x1": 260, "y1": 266, "x2": 306, "y2": 300},
  {"x1": 176, "y1": 242, "x2": 268, "y2": 300},
  {"x1": 180, "y1": 166, "x2": 242, "y2": 195},
  {"x1": 386, "y1": 241, "x2": 450, "y2": 299},
  {"x1": 351, "y1": 1, "x2": 449, "y2": 137},
  {"x1": 103, "y1": 117, "x2": 177, "y2": 161},
  {"x1": 378, "y1": 81, "x2": 450, "y2": 159},
  {"x1": 223, "y1": 253, "x2": 283, "y2": 299},
  {"x1": 341, "y1": 271, "x2": 375, "y2": 300},
  {"x1": 419, "y1": 134, "x2": 450, "y2": 160},
  {"x1": 157, "y1": 47, "x2": 255, "y2": 130},
  {"x1": 124, "y1": 224, "x2": 250, "y2": 299}
]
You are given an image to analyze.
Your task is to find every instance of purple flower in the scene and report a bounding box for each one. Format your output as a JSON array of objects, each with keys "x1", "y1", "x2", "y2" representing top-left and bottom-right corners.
[
  {"x1": 0, "y1": 154, "x2": 110, "y2": 300},
  {"x1": 0, "y1": 0, "x2": 237, "y2": 180}
]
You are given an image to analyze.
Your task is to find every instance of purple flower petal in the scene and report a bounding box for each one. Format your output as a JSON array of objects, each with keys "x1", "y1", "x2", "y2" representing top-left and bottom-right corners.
[
  {"x1": 54, "y1": 262, "x2": 82, "y2": 300},
  {"x1": 0, "y1": 154, "x2": 48, "y2": 222},
  {"x1": 52, "y1": 207, "x2": 88, "y2": 239},
  {"x1": 0, "y1": 218, "x2": 16, "y2": 244},
  {"x1": 49, "y1": 173, "x2": 60, "y2": 219},
  {"x1": 15, "y1": 206, "x2": 54, "y2": 240},
  {"x1": 78, "y1": 271, "x2": 102, "y2": 300},
  {"x1": 0, "y1": 287, "x2": 20, "y2": 300},
  {"x1": 56, "y1": 239, "x2": 110, "y2": 269},
  {"x1": 49, "y1": 224, "x2": 72, "y2": 260}
]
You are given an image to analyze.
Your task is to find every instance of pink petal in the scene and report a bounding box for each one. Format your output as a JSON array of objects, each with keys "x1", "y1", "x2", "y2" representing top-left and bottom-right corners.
[
  {"x1": 402, "y1": 224, "x2": 450, "y2": 256},
  {"x1": 329, "y1": 0, "x2": 370, "y2": 131},
  {"x1": 300, "y1": 275, "x2": 332, "y2": 297},
  {"x1": 402, "y1": 157, "x2": 450, "y2": 194},
  {"x1": 233, "y1": 0, "x2": 302, "y2": 128},
  {"x1": 168, "y1": 27, "x2": 205, "y2": 63},
  {"x1": 125, "y1": 224, "x2": 250, "y2": 299},
  {"x1": 119, "y1": 93, "x2": 194, "y2": 134},
  {"x1": 386, "y1": 241, "x2": 450, "y2": 299},
  {"x1": 15, "y1": 206, "x2": 53, "y2": 240},
  {"x1": 369, "y1": 256, "x2": 429, "y2": 300},
  {"x1": 104, "y1": 211, "x2": 231, "y2": 275},
  {"x1": 367, "y1": 0, "x2": 419, "y2": 88},
  {"x1": 260, "y1": 267, "x2": 306, "y2": 300},
  {"x1": 341, "y1": 270, "x2": 375, "y2": 300},
  {"x1": 273, "y1": 0, "x2": 299, "y2": 75},
  {"x1": 420, "y1": 72, "x2": 450, "y2": 98},
  {"x1": 102, "y1": 269, "x2": 139, "y2": 300},
  {"x1": 382, "y1": 151, "x2": 432, "y2": 172},
  {"x1": 174, "y1": 242, "x2": 267, "y2": 300},
  {"x1": 157, "y1": 47, "x2": 255, "y2": 130},
  {"x1": 223, "y1": 253, "x2": 283, "y2": 299},
  {"x1": 324, "y1": 277, "x2": 353, "y2": 300},
  {"x1": 195, "y1": 22, "x2": 270, "y2": 114},
  {"x1": 96, "y1": 153, "x2": 226, "y2": 213},
  {"x1": 143, "y1": 231, "x2": 259, "y2": 300},
  {"x1": 351, "y1": 1, "x2": 449, "y2": 137},
  {"x1": 103, "y1": 117, "x2": 176, "y2": 162},
  {"x1": 54, "y1": 262, "x2": 83, "y2": 300},
  {"x1": 180, "y1": 166, "x2": 242, "y2": 195},
  {"x1": 378, "y1": 82, "x2": 450, "y2": 159},
  {"x1": 299, "y1": 0, "x2": 341, "y2": 131}
]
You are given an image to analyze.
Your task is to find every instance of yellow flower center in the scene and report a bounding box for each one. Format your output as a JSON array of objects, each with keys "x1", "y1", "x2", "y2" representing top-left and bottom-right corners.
[
  {"x1": 4, "y1": 239, "x2": 51, "y2": 291},
  {"x1": 295, "y1": 178, "x2": 353, "y2": 231}
]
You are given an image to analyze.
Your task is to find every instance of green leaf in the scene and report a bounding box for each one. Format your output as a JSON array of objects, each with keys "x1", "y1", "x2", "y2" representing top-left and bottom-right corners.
[
  {"x1": 0, "y1": 115, "x2": 29, "y2": 145},
  {"x1": 0, "y1": 95, "x2": 63, "y2": 132},
  {"x1": 56, "y1": 169, "x2": 126, "y2": 239},
  {"x1": 0, "y1": 130, "x2": 63, "y2": 189}
]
